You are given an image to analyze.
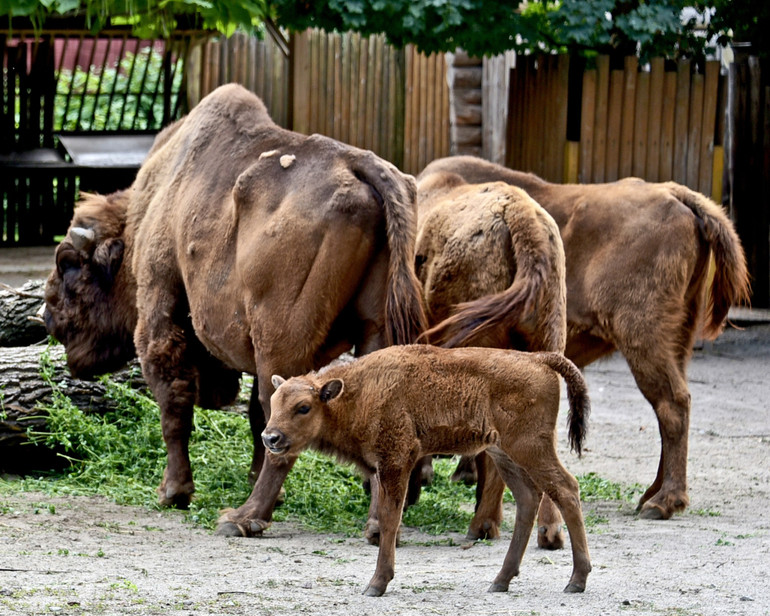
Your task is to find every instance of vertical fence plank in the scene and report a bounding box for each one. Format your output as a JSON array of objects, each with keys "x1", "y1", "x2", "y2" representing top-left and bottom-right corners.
[
  {"x1": 619, "y1": 56, "x2": 638, "y2": 178},
  {"x1": 698, "y1": 61, "x2": 720, "y2": 195},
  {"x1": 645, "y1": 58, "x2": 665, "y2": 182},
  {"x1": 606, "y1": 68, "x2": 624, "y2": 181},
  {"x1": 592, "y1": 56, "x2": 610, "y2": 182},
  {"x1": 673, "y1": 59, "x2": 692, "y2": 184},
  {"x1": 686, "y1": 71, "x2": 704, "y2": 189},
  {"x1": 659, "y1": 71, "x2": 677, "y2": 180},
  {"x1": 579, "y1": 67, "x2": 597, "y2": 182},
  {"x1": 632, "y1": 71, "x2": 650, "y2": 178}
]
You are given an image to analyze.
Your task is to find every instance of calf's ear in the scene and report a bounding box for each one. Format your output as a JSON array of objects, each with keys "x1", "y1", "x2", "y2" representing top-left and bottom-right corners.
[
  {"x1": 319, "y1": 379, "x2": 344, "y2": 402},
  {"x1": 271, "y1": 375, "x2": 286, "y2": 389}
]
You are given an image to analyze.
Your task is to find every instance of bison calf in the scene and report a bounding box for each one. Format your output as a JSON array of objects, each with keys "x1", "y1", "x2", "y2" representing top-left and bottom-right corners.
[{"x1": 263, "y1": 345, "x2": 592, "y2": 597}]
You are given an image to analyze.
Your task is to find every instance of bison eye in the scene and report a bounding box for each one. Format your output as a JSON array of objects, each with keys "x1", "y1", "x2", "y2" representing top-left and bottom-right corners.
[{"x1": 295, "y1": 404, "x2": 311, "y2": 415}]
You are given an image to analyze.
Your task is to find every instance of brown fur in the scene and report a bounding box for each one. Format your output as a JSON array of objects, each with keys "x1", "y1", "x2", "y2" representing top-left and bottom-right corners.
[
  {"x1": 416, "y1": 172, "x2": 566, "y2": 351},
  {"x1": 413, "y1": 170, "x2": 569, "y2": 545},
  {"x1": 264, "y1": 345, "x2": 591, "y2": 597},
  {"x1": 418, "y1": 156, "x2": 751, "y2": 521},
  {"x1": 43, "y1": 84, "x2": 427, "y2": 535}
]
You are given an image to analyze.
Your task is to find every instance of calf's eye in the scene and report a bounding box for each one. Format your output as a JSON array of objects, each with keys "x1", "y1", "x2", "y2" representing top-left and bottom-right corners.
[{"x1": 295, "y1": 404, "x2": 311, "y2": 415}]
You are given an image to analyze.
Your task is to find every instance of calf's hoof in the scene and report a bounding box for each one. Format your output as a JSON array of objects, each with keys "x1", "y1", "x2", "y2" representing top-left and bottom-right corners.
[
  {"x1": 564, "y1": 582, "x2": 585, "y2": 593},
  {"x1": 363, "y1": 585, "x2": 385, "y2": 597},
  {"x1": 487, "y1": 582, "x2": 509, "y2": 593},
  {"x1": 537, "y1": 524, "x2": 565, "y2": 550}
]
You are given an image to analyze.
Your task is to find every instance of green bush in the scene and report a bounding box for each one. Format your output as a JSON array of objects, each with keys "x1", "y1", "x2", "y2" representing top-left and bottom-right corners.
[{"x1": 53, "y1": 46, "x2": 184, "y2": 132}]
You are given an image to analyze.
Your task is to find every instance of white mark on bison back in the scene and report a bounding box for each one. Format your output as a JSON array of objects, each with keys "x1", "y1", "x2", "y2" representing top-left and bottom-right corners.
[
  {"x1": 259, "y1": 150, "x2": 278, "y2": 160},
  {"x1": 280, "y1": 154, "x2": 296, "y2": 168}
]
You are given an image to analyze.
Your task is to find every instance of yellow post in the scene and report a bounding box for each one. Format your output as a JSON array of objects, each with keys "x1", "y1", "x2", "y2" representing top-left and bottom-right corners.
[{"x1": 564, "y1": 141, "x2": 579, "y2": 184}]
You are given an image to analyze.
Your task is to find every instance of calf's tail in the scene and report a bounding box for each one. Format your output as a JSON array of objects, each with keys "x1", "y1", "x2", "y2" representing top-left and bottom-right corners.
[
  {"x1": 537, "y1": 352, "x2": 590, "y2": 457},
  {"x1": 350, "y1": 151, "x2": 428, "y2": 345}
]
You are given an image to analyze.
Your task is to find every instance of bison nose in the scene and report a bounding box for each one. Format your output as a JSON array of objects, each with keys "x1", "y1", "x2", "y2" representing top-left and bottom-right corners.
[{"x1": 261, "y1": 430, "x2": 288, "y2": 454}]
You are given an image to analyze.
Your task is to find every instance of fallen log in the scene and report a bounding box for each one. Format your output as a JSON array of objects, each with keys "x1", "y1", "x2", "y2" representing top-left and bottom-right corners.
[
  {"x1": 0, "y1": 345, "x2": 146, "y2": 472},
  {"x1": 0, "y1": 281, "x2": 48, "y2": 346}
]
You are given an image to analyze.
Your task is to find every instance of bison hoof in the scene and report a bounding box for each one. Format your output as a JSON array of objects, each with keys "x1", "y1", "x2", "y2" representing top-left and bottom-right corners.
[
  {"x1": 537, "y1": 525, "x2": 565, "y2": 550},
  {"x1": 215, "y1": 522, "x2": 246, "y2": 537},
  {"x1": 157, "y1": 487, "x2": 193, "y2": 510},
  {"x1": 214, "y1": 516, "x2": 271, "y2": 537},
  {"x1": 638, "y1": 503, "x2": 670, "y2": 520},
  {"x1": 564, "y1": 583, "x2": 585, "y2": 593},
  {"x1": 363, "y1": 585, "x2": 385, "y2": 597},
  {"x1": 466, "y1": 520, "x2": 500, "y2": 542},
  {"x1": 487, "y1": 582, "x2": 509, "y2": 593},
  {"x1": 450, "y1": 469, "x2": 477, "y2": 486},
  {"x1": 364, "y1": 521, "x2": 380, "y2": 546}
]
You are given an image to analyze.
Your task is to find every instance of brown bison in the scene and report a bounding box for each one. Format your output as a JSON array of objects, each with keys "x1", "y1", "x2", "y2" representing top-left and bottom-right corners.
[
  {"x1": 264, "y1": 344, "x2": 592, "y2": 597},
  {"x1": 414, "y1": 170, "x2": 569, "y2": 546},
  {"x1": 43, "y1": 84, "x2": 426, "y2": 537},
  {"x1": 417, "y1": 155, "x2": 750, "y2": 524}
]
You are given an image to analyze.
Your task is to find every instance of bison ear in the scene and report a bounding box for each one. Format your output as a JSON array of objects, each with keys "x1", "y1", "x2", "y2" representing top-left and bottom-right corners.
[
  {"x1": 271, "y1": 375, "x2": 286, "y2": 390},
  {"x1": 319, "y1": 378, "x2": 344, "y2": 402},
  {"x1": 92, "y1": 238, "x2": 124, "y2": 284}
]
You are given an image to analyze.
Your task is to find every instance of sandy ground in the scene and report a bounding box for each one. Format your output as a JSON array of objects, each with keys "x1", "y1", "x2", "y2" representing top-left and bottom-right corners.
[{"x1": 0, "y1": 321, "x2": 768, "y2": 616}]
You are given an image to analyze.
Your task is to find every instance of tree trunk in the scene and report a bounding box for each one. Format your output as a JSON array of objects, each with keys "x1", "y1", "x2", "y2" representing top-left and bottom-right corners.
[
  {"x1": 0, "y1": 345, "x2": 146, "y2": 472},
  {"x1": 0, "y1": 281, "x2": 48, "y2": 346}
]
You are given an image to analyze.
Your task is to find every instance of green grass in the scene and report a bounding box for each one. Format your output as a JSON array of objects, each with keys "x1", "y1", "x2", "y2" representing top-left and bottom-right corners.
[{"x1": 0, "y1": 349, "x2": 637, "y2": 537}]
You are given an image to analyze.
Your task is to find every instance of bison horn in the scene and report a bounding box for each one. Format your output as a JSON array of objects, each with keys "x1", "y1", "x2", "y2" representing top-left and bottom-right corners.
[{"x1": 70, "y1": 227, "x2": 96, "y2": 252}]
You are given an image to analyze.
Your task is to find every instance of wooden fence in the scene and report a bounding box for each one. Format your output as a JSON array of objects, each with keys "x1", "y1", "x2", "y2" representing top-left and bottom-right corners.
[
  {"x1": 728, "y1": 49, "x2": 768, "y2": 307},
  {"x1": 506, "y1": 54, "x2": 727, "y2": 201},
  {"x1": 188, "y1": 29, "x2": 449, "y2": 175}
]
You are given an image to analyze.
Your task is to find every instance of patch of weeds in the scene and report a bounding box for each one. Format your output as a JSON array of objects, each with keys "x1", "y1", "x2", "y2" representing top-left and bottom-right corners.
[
  {"x1": 5, "y1": 352, "x2": 483, "y2": 536},
  {"x1": 402, "y1": 582, "x2": 455, "y2": 593},
  {"x1": 715, "y1": 534, "x2": 734, "y2": 546},
  {"x1": 584, "y1": 510, "x2": 610, "y2": 528},
  {"x1": 577, "y1": 472, "x2": 642, "y2": 502},
  {"x1": 109, "y1": 579, "x2": 138, "y2": 592},
  {"x1": 691, "y1": 507, "x2": 721, "y2": 517},
  {"x1": 402, "y1": 536, "x2": 459, "y2": 547}
]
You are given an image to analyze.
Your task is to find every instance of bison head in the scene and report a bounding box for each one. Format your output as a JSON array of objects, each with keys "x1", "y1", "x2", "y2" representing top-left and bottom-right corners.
[
  {"x1": 262, "y1": 375, "x2": 344, "y2": 456},
  {"x1": 43, "y1": 192, "x2": 138, "y2": 379}
]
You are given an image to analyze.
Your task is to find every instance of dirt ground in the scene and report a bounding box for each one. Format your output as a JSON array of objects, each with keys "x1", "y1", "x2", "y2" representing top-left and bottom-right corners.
[{"x1": 0, "y1": 318, "x2": 768, "y2": 616}]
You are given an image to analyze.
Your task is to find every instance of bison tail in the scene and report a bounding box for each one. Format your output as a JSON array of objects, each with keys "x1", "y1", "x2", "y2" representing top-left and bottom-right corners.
[
  {"x1": 537, "y1": 352, "x2": 590, "y2": 457},
  {"x1": 422, "y1": 191, "x2": 566, "y2": 352},
  {"x1": 666, "y1": 183, "x2": 751, "y2": 339},
  {"x1": 351, "y1": 153, "x2": 428, "y2": 345}
]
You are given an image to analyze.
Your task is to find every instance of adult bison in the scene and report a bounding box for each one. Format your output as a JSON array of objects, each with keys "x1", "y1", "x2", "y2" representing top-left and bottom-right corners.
[
  {"x1": 414, "y1": 170, "x2": 569, "y2": 545},
  {"x1": 417, "y1": 156, "x2": 750, "y2": 523},
  {"x1": 43, "y1": 84, "x2": 426, "y2": 537}
]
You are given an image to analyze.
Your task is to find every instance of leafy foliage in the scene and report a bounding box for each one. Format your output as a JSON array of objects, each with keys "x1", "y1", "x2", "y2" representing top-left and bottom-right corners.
[
  {"x1": 0, "y1": 0, "x2": 269, "y2": 39},
  {"x1": 3, "y1": 1, "x2": 765, "y2": 61},
  {"x1": 271, "y1": 0, "x2": 712, "y2": 60},
  {"x1": 53, "y1": 46, "x2": 184, "y2": 131}
]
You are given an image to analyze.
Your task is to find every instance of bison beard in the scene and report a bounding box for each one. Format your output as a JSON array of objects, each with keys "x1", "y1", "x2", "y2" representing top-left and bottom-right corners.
[{"x1": 43, "y1": 84, "x2": 427, "y2": 537}]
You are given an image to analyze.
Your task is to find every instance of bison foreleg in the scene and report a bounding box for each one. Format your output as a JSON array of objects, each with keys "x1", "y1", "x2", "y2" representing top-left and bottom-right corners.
[
  {"x1": 216, "y1": 452, "x2": 298, "y2": 537},
  {"x1": 247, "y1": 383, "x2": 266, "y2": 484}
]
